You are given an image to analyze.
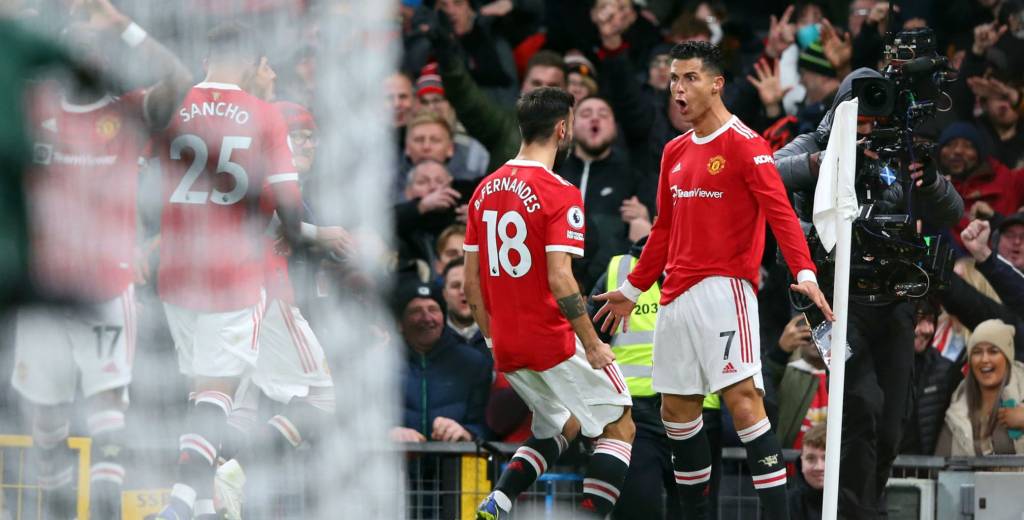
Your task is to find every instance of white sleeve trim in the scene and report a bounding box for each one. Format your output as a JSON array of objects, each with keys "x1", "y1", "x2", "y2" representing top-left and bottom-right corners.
[
  {"x1": 300, "y1": 222, "x2": 317, "y2": 241},
  {"x1": 796, "y1": 269, "x2": 817, "y2": 285},
  {"x1": 267, "y1": 173, "x2": 299, "y2": 184},
  {"x1": 619, "y1": 279, "x2": 642, "y2": 302},
  {"x1": 545, "y1": 245, "x2": 584, "y2": 257},
  {"x1": 462, "y1": 244, "x2": 480, "y2": 252}
]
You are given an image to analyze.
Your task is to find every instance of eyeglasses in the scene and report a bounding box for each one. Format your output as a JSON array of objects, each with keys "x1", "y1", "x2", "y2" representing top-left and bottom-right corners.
[{"x1": 290, "y1": 132, "x2": 318, "y2": 146}]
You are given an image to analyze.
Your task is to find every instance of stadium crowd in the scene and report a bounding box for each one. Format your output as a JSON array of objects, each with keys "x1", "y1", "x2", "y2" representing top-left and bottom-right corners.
[{"x1": 3, "y1": 0, "x2": 1024, "y2": 519}]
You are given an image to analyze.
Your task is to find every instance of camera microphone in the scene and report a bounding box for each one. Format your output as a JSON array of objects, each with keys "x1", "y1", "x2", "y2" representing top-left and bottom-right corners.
[{"x1": 900, "y1": 56, "x2": 947, "y2": 75}]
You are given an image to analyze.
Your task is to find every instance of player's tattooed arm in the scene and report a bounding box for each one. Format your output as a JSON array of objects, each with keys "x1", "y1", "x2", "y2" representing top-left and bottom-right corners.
[{"x1": 556, "y1": 293, "x2": 588, "y2": 320}]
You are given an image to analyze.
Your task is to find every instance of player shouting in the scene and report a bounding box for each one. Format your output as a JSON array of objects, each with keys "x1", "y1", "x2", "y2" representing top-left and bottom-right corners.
[
  {"x1": 463, "y1": 87, "x2": 635, "y2": 519},
  {"x1": 595, "y1": 41, "x2": 834, "y2": 520}
]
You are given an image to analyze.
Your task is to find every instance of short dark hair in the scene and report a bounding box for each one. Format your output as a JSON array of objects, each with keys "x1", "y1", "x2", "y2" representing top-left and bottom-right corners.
[
  {"x1": 670, "y1": 41, "x2": 724, "y2": 76},
  {"x1": 207, "y1": 22, "x2": 261, "y2": 64},
  {"x1": 442, "y1": 256, "x2": 465, "y2": 280},
  {"x1": 516, "y1": 87, "x2": 575, "y2": 144},
  {"x1": 526, "y1": 50, "x2": 568, "y2": 78}
]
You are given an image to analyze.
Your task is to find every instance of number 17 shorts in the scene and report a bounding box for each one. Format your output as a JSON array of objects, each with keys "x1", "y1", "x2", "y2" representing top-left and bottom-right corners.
[{"x1": 652, "y1": 276, "x2": 764, "y2": 396}]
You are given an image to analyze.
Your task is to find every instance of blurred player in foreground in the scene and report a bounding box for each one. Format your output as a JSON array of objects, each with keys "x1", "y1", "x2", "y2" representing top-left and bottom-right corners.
[
  {"x1": 595, "y1": 41, "x2": 833, "y2": 520},
  {"x1": 153, "y1": 23, "x2": 342, "y2": 520},
  {"x1": 463, "y1": 87, "x2": 635, "y2": 519},
  {"x1": 12, "y1": 0, "x2": 191, "y2": 517}
]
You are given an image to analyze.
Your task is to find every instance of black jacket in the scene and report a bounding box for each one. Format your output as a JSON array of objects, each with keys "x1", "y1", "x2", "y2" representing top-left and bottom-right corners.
[
  {"x1": 975, "y1": 252, "x2": 1024, "y2": 320},
  {"x1": 901, "y1": 347, "x2": 961, "y2": 455},
  {"x1": 773, "y1": 68, "x2": 964, "y2": 228},
  {"x1": 939, "y1": 273, "x2": 1024, "y2": 362},
  {"x1": 787, "y1": 473, "x2": 824, "y2": 520},
  {"x1": 559, "y1": 151, "x2": 656, "y2": 292},
  {"x1": 400, "y1": 327, "x2": 492, "y2": 439}
]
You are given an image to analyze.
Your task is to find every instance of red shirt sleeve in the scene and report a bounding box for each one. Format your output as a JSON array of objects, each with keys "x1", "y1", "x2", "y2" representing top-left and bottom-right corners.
[
  {"x1": 626, "y1": 138, "x2": 675, "y2": 292},
  {"x1": 262, "y1": 105, "x2": 302, "y2": 211},
  {"x1": 744, "y1": 139, "x2": 817, "y2": 277},
  {"x1": 544, "y1": 187, "x2": 585, "y2": 257}
]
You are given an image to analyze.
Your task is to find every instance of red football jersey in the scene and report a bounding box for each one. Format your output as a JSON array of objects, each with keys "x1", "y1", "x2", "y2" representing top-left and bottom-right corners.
[
  {"x1": 157, "y1": 82, "x2": 298, "y2": 311},
  {"x1": 464, "y1": 159, "x2": 586, "y2": 372},
  {"x1": 626, "y1": 115, "x2": 816, "y2": 304},
  {"x1": 26, "y1": 89, "x2": 148, "y2": 302}
]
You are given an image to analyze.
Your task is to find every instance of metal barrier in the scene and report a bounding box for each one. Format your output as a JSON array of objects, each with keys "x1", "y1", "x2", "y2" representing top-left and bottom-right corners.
[
  {"x1": 402, "y1": 443, "x2": 1024, "y2": 520},
  {"x1": 0, "y1": 435, "x2": 92, "y2": 520}
]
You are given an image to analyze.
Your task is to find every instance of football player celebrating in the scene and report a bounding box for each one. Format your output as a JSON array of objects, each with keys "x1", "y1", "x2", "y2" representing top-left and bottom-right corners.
[
  {"x1": 595, "y1": 42, "x2": 833, "y2": 520},
  {"x1": 464, "y1": 87, "x2": 635, "y2": 519},
  {"x1": 12, "y1": 0, "x2": 191, "y2": 517}
]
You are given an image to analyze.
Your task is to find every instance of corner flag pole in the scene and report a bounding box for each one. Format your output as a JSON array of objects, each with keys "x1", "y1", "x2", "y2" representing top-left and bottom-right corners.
[
  {"x1": 811, "y1": 99, "x2": 859, "y2": 520},
  {"x1": 822, "y1": 208, "x2": 852, "y2": 520}
]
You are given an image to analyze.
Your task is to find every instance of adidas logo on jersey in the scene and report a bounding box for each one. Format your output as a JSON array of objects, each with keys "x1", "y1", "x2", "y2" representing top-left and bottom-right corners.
[
  {"x1": 722, "y1": 362, "x2": 737, "y2": 374},
  {"x1": 671, "y1": 163, "x2": 682, "y2": 173}
]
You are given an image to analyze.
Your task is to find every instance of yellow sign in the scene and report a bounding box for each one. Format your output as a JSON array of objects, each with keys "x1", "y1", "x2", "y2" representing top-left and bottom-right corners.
[
  {"x1": 707, "y1": 155, "x2": 726, "y2": 175},
  {"x1": 122, "y1": 488, "x2": 171, "y2": 520}
]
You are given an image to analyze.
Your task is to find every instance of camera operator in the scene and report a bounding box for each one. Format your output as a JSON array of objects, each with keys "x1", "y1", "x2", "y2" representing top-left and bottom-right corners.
[{"x1": 772, "y1": 66, "x2": 963, "y2": 518}]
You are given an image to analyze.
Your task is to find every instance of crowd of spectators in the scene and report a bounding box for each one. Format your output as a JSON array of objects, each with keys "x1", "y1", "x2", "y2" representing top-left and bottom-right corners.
[
  {"x1": 385, "y1": 0, "x2": 1024, "y2": 516},
  {"x1": 5, "y1": 0, "x2": 1024, "y2": 517}
]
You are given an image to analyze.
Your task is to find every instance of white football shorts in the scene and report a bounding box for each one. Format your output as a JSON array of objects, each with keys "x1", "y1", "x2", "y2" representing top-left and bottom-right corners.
[
  {"x1": 250, "y1": 299, "x2": 334, "y2": 404},
  {"x1": 505, "y1": 337, "x2": 633, "y2": 439},
  {"x1": 11, "y1": 285, "x2": 136, "y2": 405},
  {"x1": 163, "y1": 291, "x2": 266, "y2": 379},
  {"x1": 652, "y1": 276, "x2": 764, "y2": 396}
]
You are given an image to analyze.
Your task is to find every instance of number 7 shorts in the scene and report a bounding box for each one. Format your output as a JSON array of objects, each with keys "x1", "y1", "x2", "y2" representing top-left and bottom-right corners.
[
  {"x1": 10, "y1": 285, "x2": 136, "y2": 406},
  {"x1": 652, "y1": 276, "x2": 764, "y2": 396}
]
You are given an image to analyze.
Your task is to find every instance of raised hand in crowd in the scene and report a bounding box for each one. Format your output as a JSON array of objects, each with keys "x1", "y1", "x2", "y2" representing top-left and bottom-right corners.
[
  {"x1": 746, "y1": 58, "x2": 791, "y2": 119},
  {"x1": 314, "y1": 226, "x2": 356, "y2": 259},
  {"x1": 620, "y1": 196, "x2": 652, "y2": 242},
  {"x1": 417, "y1": 185, "x2": 462, "y2": 215},
  {"x1": 972, "y1": 21, "x2": 1008, "y2": 57},
  {"x1": 764, "y1": 4, "x2": 796, "y2": 59},
  {"x1": 478, "y1": 0, "x2": 513, "y2": 18},
  {"x1": 961, "y1": 219, "x2": 994, "y2": 263},
  {"x1": 967, "y1": 76, "x2": 1021, "y2": 106},
  {"x1": 778, "y1": 314, "x2": 813, "y2": 354},
  {"x1": 866, "y1": 2, "x2": 898, "y2": 34},
  {"x1": 820, "y1": 18, "x2": 852, "y2": 76}
]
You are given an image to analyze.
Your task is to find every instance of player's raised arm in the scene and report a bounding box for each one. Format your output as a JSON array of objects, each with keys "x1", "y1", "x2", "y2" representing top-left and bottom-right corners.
[
  {"x1": 547, "y1": 251, "x2": 616, "y2": 369},
  {"x1": 75, "y1": 0, "x2": 192, "y2": 129},
  {"x1": 462, "y1": 251, "x2": 491, "y2": 338}
]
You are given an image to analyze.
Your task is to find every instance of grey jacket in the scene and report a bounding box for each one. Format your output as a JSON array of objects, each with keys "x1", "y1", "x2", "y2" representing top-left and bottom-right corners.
[{"x1": 774, "y1": 68, "x2": 963, "y2": 227}]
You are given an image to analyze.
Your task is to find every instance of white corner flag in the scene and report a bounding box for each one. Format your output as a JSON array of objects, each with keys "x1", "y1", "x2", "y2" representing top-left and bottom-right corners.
[{"x1": 812, "y1": 98, "x2": 859, "y2": 520}]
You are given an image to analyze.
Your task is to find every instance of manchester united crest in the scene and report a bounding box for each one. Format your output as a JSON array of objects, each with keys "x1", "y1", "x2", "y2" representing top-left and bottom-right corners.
[
  {"x1": 96, "y1": 115, "x2": 122, "y2": 141},
  {"x1": 707, "y1": 155, "x2": 726, "y2": 175}
]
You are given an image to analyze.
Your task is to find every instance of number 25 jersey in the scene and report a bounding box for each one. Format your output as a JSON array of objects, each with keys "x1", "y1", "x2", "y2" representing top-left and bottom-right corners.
[
  {"x1": 463, "y1": 159, "x2": 586, "y2": 372},
  {"x1": 157, "y1": 82, "x2": 298, "y2": 311}
]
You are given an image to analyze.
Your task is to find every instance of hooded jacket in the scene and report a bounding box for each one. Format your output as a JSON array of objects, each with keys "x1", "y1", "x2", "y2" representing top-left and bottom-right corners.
[{"x1": 773, "y1": 68, "x2": 963, "y2": 228}]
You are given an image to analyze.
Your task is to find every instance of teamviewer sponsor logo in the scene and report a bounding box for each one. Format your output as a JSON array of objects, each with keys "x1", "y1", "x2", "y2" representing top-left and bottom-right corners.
[
  {"x1": 671, "y1": 185, "x2": 724, "y2": 202},
  {"x1": 753, "y1": 154, "x2": 774, "y2": 165}
]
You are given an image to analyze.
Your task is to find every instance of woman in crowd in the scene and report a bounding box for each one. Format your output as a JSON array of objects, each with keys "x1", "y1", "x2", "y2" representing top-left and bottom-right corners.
[{"x1": 938, "y1": 319, "x2": 1024, "y2": 456}]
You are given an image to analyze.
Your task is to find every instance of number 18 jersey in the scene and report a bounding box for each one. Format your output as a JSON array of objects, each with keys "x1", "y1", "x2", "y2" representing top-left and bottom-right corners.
[
  {"x1": 157, "y1": 82, "x2": 298, "y2": 312},
  {"x1": 463, "y1": 159, "x2": 586, "y2": 372}
]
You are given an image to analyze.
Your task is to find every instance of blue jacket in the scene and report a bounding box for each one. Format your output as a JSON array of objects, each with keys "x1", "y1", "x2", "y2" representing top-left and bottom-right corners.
[{"x1": 401, "y1": 327, "x2": 491, "y2": 439}]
